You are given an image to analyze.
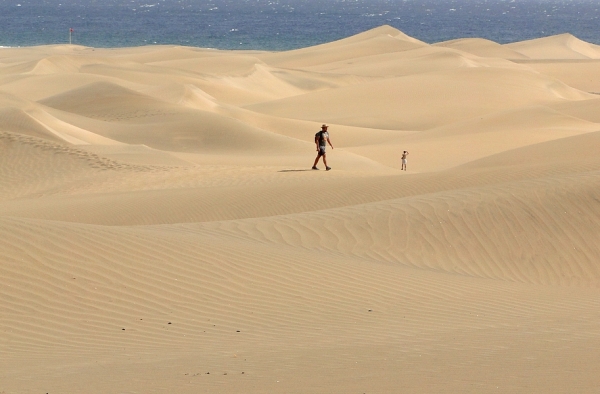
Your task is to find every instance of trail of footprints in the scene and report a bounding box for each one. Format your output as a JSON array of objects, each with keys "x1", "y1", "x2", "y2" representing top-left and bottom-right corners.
[{"x1": 0, "y1": 130, "x2": 176, "y2": 173}]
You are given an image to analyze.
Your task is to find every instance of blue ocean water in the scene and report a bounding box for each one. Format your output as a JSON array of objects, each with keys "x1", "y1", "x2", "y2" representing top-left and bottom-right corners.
[{"x1": 1, "y1": 0, "x2": 599, "y2": 49}]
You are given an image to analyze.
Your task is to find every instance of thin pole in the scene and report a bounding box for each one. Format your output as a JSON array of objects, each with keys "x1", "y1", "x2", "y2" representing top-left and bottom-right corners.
[{"x1": 69, "y1": 28, "x2": 73, "y2": 45}]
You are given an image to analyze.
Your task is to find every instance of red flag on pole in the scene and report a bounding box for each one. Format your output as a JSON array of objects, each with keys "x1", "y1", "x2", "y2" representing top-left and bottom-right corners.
[{"x1": 70, "y1": 28, "x2": 74, "y2": 32}]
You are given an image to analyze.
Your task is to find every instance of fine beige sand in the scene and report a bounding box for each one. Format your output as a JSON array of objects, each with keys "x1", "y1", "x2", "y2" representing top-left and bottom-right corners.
[{"x1": 2, "y1": 25, "x2": 600, "y2": 393}]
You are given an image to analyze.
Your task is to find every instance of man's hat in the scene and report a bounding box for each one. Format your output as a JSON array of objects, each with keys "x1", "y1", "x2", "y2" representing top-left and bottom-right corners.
[{"x1": 321, "y1": 124, "x2": 328, "y2": 128}]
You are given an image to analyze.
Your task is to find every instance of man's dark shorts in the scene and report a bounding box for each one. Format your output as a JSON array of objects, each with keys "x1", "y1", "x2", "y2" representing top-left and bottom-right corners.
[{"x1": 318, "y1": 147, "x2": 326, "y2": 156}]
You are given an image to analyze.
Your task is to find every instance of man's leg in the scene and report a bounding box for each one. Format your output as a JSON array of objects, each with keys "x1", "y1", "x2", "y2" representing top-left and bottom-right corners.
[
  {"x1": 324, "y1": 153, "x2": 332, "y2": 170},
  {"x1": 313, "y1": 153, "x2": 321, "y2": 169}
]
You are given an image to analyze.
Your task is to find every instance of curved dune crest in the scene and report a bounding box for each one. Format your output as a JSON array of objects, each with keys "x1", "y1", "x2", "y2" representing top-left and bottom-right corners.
[
  {"x1": 38, "y1": 81, "x2": 179, "y2": 119},
  {"x1": 0, "y1": 107, "x2": 64, "y2": 141},
  {"x1": 26, "y1": 108, "x2": 124, "y2": 145},
  {"x1": 2, "y1": 25, "x2": 600, "y2": 393},
  {"x1": 434, "y1": 37, "x2": 529, "y2": 59},
  {"x1": 506, "y1": 33, "x2": 600, "y2": 59},
  {"x1": 258, "y1": 25, "x2": 428, "y2": 68}
]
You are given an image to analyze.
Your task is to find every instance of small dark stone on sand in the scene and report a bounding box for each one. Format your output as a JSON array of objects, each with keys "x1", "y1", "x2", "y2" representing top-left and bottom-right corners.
[
  {"x1": 122, "y1": 328, "x2": 125, "y2": 330},
  {"x1": 206, "y1": 372, "x2": 210, "y2": 374},
  {"x1": 168, "y1": 322, "x2": 172, "y2": 324},
  {"x1": 368, "y1": 309, "x2": 372, "y2": 312},
  {"x1": 236, "y1": 330, "x2": 240, "y2": 332}
]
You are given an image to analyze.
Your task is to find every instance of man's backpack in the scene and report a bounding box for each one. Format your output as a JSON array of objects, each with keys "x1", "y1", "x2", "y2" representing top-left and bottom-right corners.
[{"x1": 315, "y1": 131, "x2": 324, "y2": 144}]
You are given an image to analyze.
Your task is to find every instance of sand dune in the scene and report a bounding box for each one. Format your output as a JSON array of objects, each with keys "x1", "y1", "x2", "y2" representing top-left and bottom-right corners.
[
  {"x1": 39, "y1": 81, "x2": 184, "y2": 119},
  {"x1": 506, "y1": 33, "x2": 600, "y2": 59},
  {"x1": 550, "y1": 97, "x2": 600, "y2": 122},
  {"x1": 514, "y1": 59, "x2": 600, "y2": 93},
  {"x1": 258, "y1": 25, "x2": 427, "y2": 69},
  {"x1": 246, "y1": 67, "x2": 592, "y2": 130},
  {"x1": 304, "y1": 45, "x2": 530, "y2": 78},
  {"x1": 149, "y1": 54, "x2": 267, "y2": 76},
  {"x1": 2, "y1": 25, "x2": 600, "y2": 393},
  {"x1": 434, "y1": 37, "x2": 529, "y2": 59}
]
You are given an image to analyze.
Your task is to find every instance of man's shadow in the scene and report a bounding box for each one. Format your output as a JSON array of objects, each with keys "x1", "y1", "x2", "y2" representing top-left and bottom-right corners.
[{"x1": 278, "y1": 169, "x2": 313, "y2": 172}]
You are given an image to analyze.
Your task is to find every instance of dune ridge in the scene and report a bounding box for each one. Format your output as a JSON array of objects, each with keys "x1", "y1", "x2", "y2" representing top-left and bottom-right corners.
[{"x1": 2, "y1": 26, "x2": 600, "y2": 393}]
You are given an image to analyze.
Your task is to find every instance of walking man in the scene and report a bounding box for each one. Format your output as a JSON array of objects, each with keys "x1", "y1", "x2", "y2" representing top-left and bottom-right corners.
[
  {"x1": 401, "y1": 150, "x2": 409, "y2": 171},
  {"x1": 312, "y1": 124, "x2": 334, "y2": 170}
]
